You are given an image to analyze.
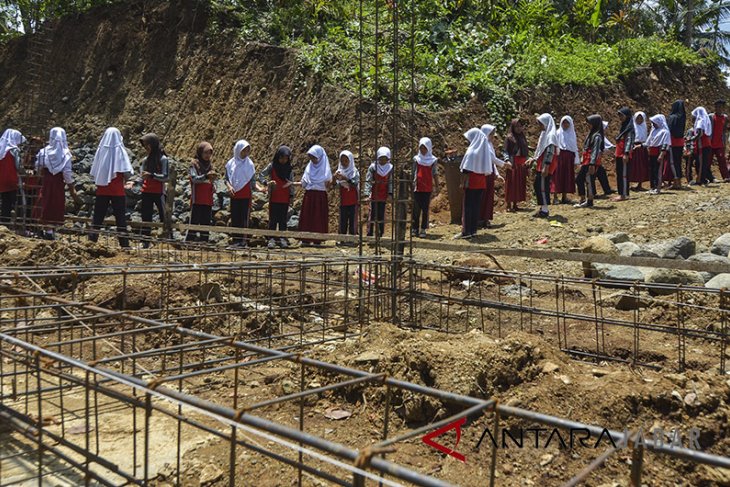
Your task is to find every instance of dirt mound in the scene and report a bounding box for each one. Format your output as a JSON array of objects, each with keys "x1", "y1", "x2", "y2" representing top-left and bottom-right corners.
[{"x1": 0, "y1": 226, "x2": 117, "y2": 266}]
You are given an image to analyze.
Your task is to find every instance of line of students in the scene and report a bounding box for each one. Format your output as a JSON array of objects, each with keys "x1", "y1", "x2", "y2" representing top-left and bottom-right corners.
[{"x1": 1, "y1": 99, "x2": 726, "y2": 246}]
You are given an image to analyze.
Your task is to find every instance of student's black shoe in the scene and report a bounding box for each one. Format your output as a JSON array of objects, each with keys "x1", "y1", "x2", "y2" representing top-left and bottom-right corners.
[{"x1": 533, "y1": 211, "x2": 549, "y2": 218}]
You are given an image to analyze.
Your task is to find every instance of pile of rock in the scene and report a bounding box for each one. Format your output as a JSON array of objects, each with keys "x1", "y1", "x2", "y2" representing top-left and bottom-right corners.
[{"x1": 580, "y1": 232, "x2": 730, "y2": 291}]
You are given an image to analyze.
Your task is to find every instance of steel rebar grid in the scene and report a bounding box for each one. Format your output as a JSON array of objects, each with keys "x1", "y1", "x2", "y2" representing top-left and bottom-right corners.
[
  {"x1": 401, "y1": 261, "x2": 730, "y2": 375},
  {"x1": 1, "y1": 284, "x2": 729, "y2": 487}
]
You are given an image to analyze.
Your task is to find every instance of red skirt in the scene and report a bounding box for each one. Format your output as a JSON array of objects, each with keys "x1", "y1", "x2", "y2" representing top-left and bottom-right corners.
[
  {"x1": 479, "y1": 174, "x2": 496, "y2": 222},
  {"x1": 629, "y1": 146, "x2": 650, "y2": 183},
  {"x1": 299, "y1": 190, "x2": 328, "y2": 242},
  {"x1": 505, "y1": 156, "x2": 528, "y2": 203},
  {"x1": 551, "y1": 150, "x2": 576, "y2": 194},
  {"x1": 35, "y1": 171, "x2": 66, "y2": 224}
]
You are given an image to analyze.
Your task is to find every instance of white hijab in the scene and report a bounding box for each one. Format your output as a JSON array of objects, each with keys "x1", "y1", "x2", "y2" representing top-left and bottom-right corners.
[
  {"x1": 557, "y1": 116, "x2": 580, "y2": 165},
  {"x1": 39, "y1": 127, "x2": 73, "y2": 175},
  {"x1": 633, "y1": 112, "x2": 648, "y2": 143},
  {"x1": 302, "y1": 145, "x2": 332, "y2": 189},
  {"x1": 603, "y1": 121, "x2": 615, "y2": 150},
  {"x1": 414, "y1": 137, "x2": 437, "y2": 167},
  {"x1": 692, "y1": 106, "x2": 713, "y2": 137},
  {"x1": 375, "y1": 146, "x2": 393, "y2": 177},
  {"x1": 535, "y1": 113, "x2": 559, "y2": 159},
  {"x1": 337, "y1": 150, "x2": 358, "y2": 180},
  {"x1": 90, "y1": 127, "x2": 133, "y2": 186},
  {"x1": 460, "y1": 128, "x2": 491, "y2": 175},
  {"x1": 226, "y1": 139, "x2": 255, "y2": 193},
  {"x1": 647, "y1": 114, "x2": 670, "y2": 148},
  {"x1": 480, "y1": 124, "x2": 500, "y2": 172},
  {"x1": 0, "y1": 129, "x2": 25, "y2": 159}
]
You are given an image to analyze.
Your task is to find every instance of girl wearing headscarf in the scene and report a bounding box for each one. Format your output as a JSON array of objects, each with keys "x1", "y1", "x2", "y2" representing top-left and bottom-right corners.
[
  {"x1": 456, "y1": 128, "x2": 490, "y2": 239},
  {"x1": 479, "y1": 124, "x2": 508, "y2": 227},
  {"x1": 691, "y1": 106, "x2": 714, "y2": 185},
  {"x1": 186, "y1": 141, "x2": 217, "y2": 242},
  {"x1": 590, "y1": 121, "x2": 614, "y2": 197},
  {"x1": 528, "y1": 113, "x2": 559, "y2": 218},
  {"x1": 259, "y1": 145, "x2": 295, "y2": 249},
  {"x1": 35, "y1": 127, "x2": 75, "y2": 237},
  {"x1": 614, "y1": 107, "x2": 635, "y2": 200},
  {"x1": 503, "y1": 119, "x2": 529, "y2": 212},
  {"x1": 89, "y1": 127, "x2": 134, "y2": 248},
  {"x1": 629, "y1": 111, "x2": 650, "y2": 190},
  {"x1": 334, "y1": 150, "x2": 359, "y2": 240},
  {"x1": 0, "y1": 128, "x2": 26, "y2": 224},
  {"x1": 138, "y1": 133, "x2": 169, "y2": 247},
  {"x1": 553, "y1": 116, "x2": 579, "y2": 204},
  {"x1": 646, "y1": 114, "x2": 670, "y2": 194},
  {"x1": 710, "y1": 100, "x2": 730, "y2": 182},
  {"x1": 575, "y1": 115, "x2": 604, "y2": 208},
  {"x1": 298, "y1": 144, "x2": 332, "y2": 245},
  {"x1": 412, "y1": 137, "x2": 439, "y2": 237},
  {"x1": 225, "y1": 139, "x2": 262, "y2": 248},
  {"x1": 364, "y1": 146, "x2": 393, "y2": 238},
  {"x1": 666, "y1": 100, "x2": 686, "y2": 189}
]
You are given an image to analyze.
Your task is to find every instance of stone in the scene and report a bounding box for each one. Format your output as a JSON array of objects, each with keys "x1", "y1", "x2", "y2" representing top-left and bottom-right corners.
[
  {"x1": 281, "y1": 380, "x2": 295, "y2": 395},
  {"x1": 353, "y1": 351, "x2": 380, "y2": 364},
  {"x1": 541, "y1": 361, "x2": 560, "y2": 373},
  {"x1": 704, "y1": 273, "x2": 730, "y2": 290},
  {"x1": 199, "y1": 282, "x2": 222, "y2": 302},
  {"x1": 711, "y1": 233, "x2": 730, "y2": 256},
  {"x1": 683, "y1": 392, "x2": 699, "y2": 407},
  {"x1": 645, "y1": 269, "x2": 705, "y2": 295},
  {"x1": 602, "y1": 232, "x2": 630, "y2": 244},
  {"x1": 591, "y1": 264, "x2": 645, "y2": 282},
  {"x1": 602, "y1": 291, "x2": 651, "y2": 311},
  {"x1": 591, "y1": 368, "x2": 608, "y2": 377},
  {"x1": 644, "y1": 236, "x2": 696, "y2": 260},
  {"x1": 581, "y1": 236, "x2": 619, "y2": 255},
  {"x1": 615, "y1": 242, "x2": 640, "y2": 256},
  {"x1": 199, "y1": 464, "x2": 223, "y2": 485}
]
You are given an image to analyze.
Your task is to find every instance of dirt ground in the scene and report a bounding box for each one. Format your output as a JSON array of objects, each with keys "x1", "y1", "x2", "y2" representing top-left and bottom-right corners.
[
  {"x1": 0, "y1": 1, "x2": 729, "y2": 484},
  {"x1": 1, "y1": 176, "x2": 729, "y2": 485}
]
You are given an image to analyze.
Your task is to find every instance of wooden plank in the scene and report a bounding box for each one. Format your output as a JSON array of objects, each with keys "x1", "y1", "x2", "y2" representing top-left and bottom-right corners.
[{"x1": 63, "y1": 215, "x2": 730, "y2": 274}]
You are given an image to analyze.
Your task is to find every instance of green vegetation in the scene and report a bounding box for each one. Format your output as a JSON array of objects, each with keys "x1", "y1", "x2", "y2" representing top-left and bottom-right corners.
[{"x1": 207, "y1": 0, "x2": 719, "y2": 122}]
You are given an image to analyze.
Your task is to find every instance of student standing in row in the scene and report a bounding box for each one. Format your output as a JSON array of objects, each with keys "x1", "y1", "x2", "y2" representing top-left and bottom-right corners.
[
  {"x1": 553, "y1": 116, "x2": 579, "y2": 204},
  {"x1": 630, "y1": 111, "x2": 650, "y2": 191},
  {"x1": 0, "y1": 129, "x2": 26, "y2": 225},
  {"x1": 646, "y1": 114, "x2": 670, "y2": 195},
  {"x1": 299, "y1": 144, "x2": 332, "y2": 245},
  {"x1": 334, "y1": 150, "x2": 359, "y2": 242},
  {"x1": 614, "y1": 107, "x2": 635, "y2": 201},
  {"x1": 666, "y1": 100, "x2": 686, "y2": 189},
  {"x1": 412, "y1": 137, "x2": 438, "y2": 238},
  {"x1": 365, "y1": 147, "x2": 393, "y2": 238},
  {"x1": 503, "y1": 119, "x2": 528, "y2": 212},
  {"x1": 591, "y1": 120, "x2": 614, "y2": 197},
  {"x1": 187, "y1": 142, "x2": 216, "y2": 242},
  {"x1": 138, "y1": 133, "x2": 169, "y2": 248},
  {"x1": 260, "y1": 145, "x2": 294, "y2": 249},
  {"x1": 529, "y1": 113, "x2": 559, "y2": 218},
  {"x1": 575, "y1": 114, "x2": 604, "y2": 208},
  {"x1": 480, "y1": 124, "x2": 508, "y2": 227},
  {"x1": 225, "y1": 139, "x2": 262, "y2": 248},
  {"x1": 89, "y1": 127, "x2": 133, "y2": 248},
  {"x1": 35, "y1": 127, "x2": 75, "y2": 239},
  {"x1": 457, "y1": 128, "x2": 489, "y2": 239},
  {"x1": 691, "y1": 106, "x2": 714, "y2": 185},
  {"x1": 710, "y1": 99, "x2": 729, "y2": 182}
]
